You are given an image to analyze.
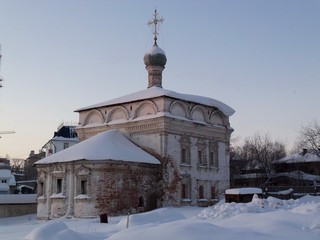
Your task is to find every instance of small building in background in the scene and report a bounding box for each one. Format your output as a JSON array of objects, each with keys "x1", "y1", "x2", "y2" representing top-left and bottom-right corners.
[
  {"x1": 225, "y1": 188, "x2": 262, "y2": 203},
  {"x1": 42, "y1": 123, "x2": 79, "y2": 157},
  {"x1": 274, "y1": 149, "x2": 320, "y2": 186},
  {"x1": 0, "y1": 161, "x2": 16, "y2": 194}
]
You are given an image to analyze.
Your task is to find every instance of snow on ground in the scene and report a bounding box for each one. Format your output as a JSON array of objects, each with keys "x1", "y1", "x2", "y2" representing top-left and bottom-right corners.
[{"x1": 1, "y1": 195, "x2": 320, "y2": 240}]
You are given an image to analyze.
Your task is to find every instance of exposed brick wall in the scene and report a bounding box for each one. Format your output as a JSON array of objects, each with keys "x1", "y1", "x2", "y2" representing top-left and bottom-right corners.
[{"x1": 93, "y1": 162, "x2": 160, "y2": 215}]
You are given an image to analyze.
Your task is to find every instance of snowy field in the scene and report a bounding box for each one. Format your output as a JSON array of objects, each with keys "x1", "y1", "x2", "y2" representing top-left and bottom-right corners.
[{"x1": 1, "y1": 195, "x2": 320, "y2": 240}]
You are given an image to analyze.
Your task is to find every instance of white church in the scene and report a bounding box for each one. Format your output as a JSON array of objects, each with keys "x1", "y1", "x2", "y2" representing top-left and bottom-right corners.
[{"x1": 35, "y1": 10, "x2": 235, "y2": 219}]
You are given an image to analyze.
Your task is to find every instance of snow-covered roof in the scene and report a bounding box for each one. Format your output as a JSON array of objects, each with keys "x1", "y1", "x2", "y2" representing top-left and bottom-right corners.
[
  {"x1": 51, "y1": 136, "x2": 78, "y2": 142},
  {"x1": 75, "y1": 86, "x2": 235, "y2": 117},
  {"x1": 276, "y1": 170, "x2": 320, "y2": 181},
  {"x1": 35, "y1": 129, "x2": 160, "y2": 165},
  {"x1": 0, "y1": 169, "x2": 13, "y2": 179},
  {"x1": 277, "y1": 152, "x2": 320, "y2": 163},
  {"x1": 17, "y1": 185, "x2": 34, "y2": 190},
  {"x1": 225, "y1": 188, "x2": 262, "y2": 195},
  {"x1": 0, "y1": 170, "x2": 15, "y2": 188}
]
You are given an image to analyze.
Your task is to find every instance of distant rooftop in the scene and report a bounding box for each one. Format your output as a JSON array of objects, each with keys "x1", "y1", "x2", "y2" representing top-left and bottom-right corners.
[{"x1": 57, "y1": 122, "x2": 78, "y2": 131}]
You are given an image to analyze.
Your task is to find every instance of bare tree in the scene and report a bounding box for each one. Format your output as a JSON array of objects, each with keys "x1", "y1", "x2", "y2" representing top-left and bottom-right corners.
[
  {"x1": 11, "y1": 158, "x2": 25, "y2": 175},
  {"x1": 235, "y1": 133, "x2": 286, "y2": 180},
  {"x1": 296, "y1": 120, "x2": 320, "y2": 157},
  {"x1": 229, "y1": 137, "x2": 247, "y2": 187}
]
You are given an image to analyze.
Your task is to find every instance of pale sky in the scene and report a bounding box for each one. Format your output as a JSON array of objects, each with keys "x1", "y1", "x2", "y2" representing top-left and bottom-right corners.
[{"x1": 0, "y1": 0, "x2": 319, "y2": 159}]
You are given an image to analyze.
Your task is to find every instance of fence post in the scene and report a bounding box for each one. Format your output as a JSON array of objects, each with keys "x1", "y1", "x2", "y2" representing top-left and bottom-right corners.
[{"x1": 126, "y1": 213, "x2": 130, "y2": 228}]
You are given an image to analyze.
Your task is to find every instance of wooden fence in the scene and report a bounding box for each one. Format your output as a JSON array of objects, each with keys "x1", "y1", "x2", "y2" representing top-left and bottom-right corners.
[{"x1": 262, "y1": 186, "x2": 319, "y2": 199}]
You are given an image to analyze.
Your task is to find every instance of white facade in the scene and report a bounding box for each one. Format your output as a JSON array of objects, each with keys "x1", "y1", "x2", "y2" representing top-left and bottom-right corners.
[
  {"x1": 42, "y1": 124, "x2": 78, "y2": 157},
  {"x1": 75, "y1": 87, "x2": 234, "y2": 206},
  {"x1": 0, "y1": 169, "x2": 16, "y2": 194},
  {"x1": 35, "y1": 28, "x2": 235, "y2": 217},
  {"x1": 36, "y1": 130, "x2": 161, "y2": 219},
  {"x1": 42, "y1": 137, "x2": 78, "y2": 157}
]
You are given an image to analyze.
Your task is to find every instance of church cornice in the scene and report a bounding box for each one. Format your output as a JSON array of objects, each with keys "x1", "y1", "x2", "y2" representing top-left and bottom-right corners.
[
  {"x1": 125, "y1": 118, "x2": 165, "y2": 134},
  {"x1": 76, "y1": 112, "x2": 231, "y2": 141},
  {"x1": 75, "y1": 87, "x2": 234, "y2": 117}
]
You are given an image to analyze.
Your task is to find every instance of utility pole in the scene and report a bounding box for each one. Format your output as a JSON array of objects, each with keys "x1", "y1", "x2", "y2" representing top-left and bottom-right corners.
[
  {"x1": 0, "y1": 44, "x2": 15, "y2": 138},
  {"x1": 0, "y1": 131, "x2": 16, "y2": 138},
  {"x1": 0, "y1": 44, "x2": 2, "y2": 88}
]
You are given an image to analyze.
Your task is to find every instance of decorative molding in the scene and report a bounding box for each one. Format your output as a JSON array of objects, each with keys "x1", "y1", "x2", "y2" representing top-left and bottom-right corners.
[
  {"x1": 210, "y1": 110, "x2": 226, "y2": 127},
  {"x1": 126, "y1": 120, "x2": 164, "y2": 133},
  {"x1": 106, "y1": 106, "x2": 129, "y2": 123},
  {"x1": 83, "y1": 109, "x2": 105, "y2": 126},
  {"x1": 190, "y1": 105, "x2": 208, "y2": 122},
  {"x1": 169, "y1": 100, "x2": 189, "y2": 118},
  {"x1": 134, "y1": 100, "x2": 158, "y2": 119},
  {"x1": 38, "y1": 169, "x2": 47, "y2": 180},
  {"x1": 75, "y1": 165, "x2": 91, "y2": 176}
]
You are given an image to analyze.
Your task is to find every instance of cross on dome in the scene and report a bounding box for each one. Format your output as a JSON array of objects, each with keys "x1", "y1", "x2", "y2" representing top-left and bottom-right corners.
[{"x1": 147, "y1": 9, "x2": 164, "y2": 46}]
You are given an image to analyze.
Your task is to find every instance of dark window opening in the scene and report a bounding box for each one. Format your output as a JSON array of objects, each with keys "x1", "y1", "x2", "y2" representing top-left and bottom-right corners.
[
  {"x1": 198, "y1": 151, "x2": 202, "y2": 165},
  {"x1": 181, "y1": 148, "x2": 186, "y2": 163},
  {"x1": 80, "y1": 180, "x2": 87, "y2": 194},
  {"x1": 211, "y1": 186, "x2": 215, "y2": 199},
  {"x1": 199, "y1": 185, "x2": 204, "y2": 199},
  {"x1": 138, "y1": 196, "x2": 144, "y2": 208},
  {"x1": 181, "y1": 184, "x2": 187, "y2": 199},
  {"x1": 209, "y1": 152, "x2": 214, "y2": 166},
  {"x1": 57, "y1": 179, "x2": 62, "y2": 193}
]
